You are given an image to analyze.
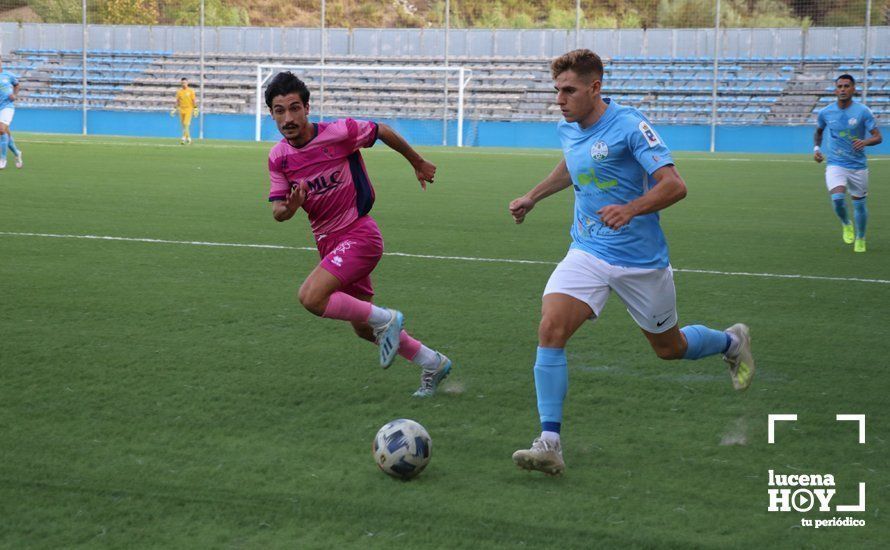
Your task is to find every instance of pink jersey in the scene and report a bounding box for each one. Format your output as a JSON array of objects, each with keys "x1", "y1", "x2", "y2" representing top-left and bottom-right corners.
[{"x1": 268, "y1": 118, "x2": 379, "y2": 238}]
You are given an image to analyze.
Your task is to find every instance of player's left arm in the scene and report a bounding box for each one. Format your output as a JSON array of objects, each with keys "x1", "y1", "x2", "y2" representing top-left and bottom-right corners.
[
  {"x1": 852, "y1": 111, "x2": 881, "y2": 151},
  {"x1": 10, "y1": 82, "x2": 18, "y2": 102},
  {"x1": 852, "y1": 128, "x2": 882, "y2": 151},
  {"x1": 376, "y1": 123, "x2": 436, "y2": 190},
  {"x1": 598, "y1": 117, "x2": 686, "y2": 230},
  {"x1": 597, "y1": 165, "x2": 687, "y2": 230}
]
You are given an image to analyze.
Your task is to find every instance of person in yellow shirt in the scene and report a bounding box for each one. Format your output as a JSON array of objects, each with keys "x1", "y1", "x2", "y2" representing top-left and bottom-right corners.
[{"x1": 171, "y1": 77, "x2": 198, "y2": 144}]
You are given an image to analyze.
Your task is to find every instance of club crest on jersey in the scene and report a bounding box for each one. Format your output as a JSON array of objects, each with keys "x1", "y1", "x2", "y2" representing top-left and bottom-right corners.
[
  {"x1": 639, "y1": 121, "x2": 661, "y2": 147},
  {"x1": 590, "y1": 140, "x2": 609, "y2": 161},
  {"x1": 848, "y1": 118, "x2": 858, "y2": 126}
]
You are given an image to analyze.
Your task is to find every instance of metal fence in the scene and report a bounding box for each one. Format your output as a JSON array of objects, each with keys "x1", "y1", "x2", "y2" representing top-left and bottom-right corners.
[
  {"x1": 4, "y1": 23, "x2": 890, "y2": 58},
  {"x1": 1, "y1": 0, "x2": 888, "y2": 145}
]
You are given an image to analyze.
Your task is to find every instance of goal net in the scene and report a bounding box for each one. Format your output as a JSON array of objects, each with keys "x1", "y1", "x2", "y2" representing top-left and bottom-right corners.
[{"x1": 255, "y1": 64, "x2": 472, "y2": 146}]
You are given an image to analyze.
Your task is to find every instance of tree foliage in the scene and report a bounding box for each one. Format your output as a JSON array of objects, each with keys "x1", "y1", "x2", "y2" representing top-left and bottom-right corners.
[
  {"x1": 169, "y1": 0, "x2": 249, "y2": 26},
  {"x1": 19, "y1": 0, "x2": 890, "y2": 28},
  {"x1": 97, "y1": 0, "x2": 159, "y2": 25},
  {"x1": 27, "y1": 0, "x2": 82, "y2": 23}
]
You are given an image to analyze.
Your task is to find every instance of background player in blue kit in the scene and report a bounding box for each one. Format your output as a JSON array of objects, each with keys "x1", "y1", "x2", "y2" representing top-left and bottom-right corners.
[
  {"x1": 0, "y1": 57, "x2": 23, "y2": 169},
  {"x1": 508, "y1": 49, "x2": 755, "y2": 476},
  {"x1": 814, "y1": 74, "x2": 882, "y2": 253}
]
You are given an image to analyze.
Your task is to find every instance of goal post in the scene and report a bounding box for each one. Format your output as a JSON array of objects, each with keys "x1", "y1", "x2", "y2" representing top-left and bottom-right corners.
[{"x1": 255, "y1": 64, "x2": 472, "y2": 146}]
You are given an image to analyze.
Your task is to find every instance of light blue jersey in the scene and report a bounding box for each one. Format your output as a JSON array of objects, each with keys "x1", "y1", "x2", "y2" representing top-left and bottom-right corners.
[
  {"x1": 0, "y1": 70, "x2": 19, "y2": 111},
  {"x1": 558, "y1": 98, "x2": 674, "y2": 269},
  {"x1": 817, "y1": 101, "x2": 876, "y2": 170}
]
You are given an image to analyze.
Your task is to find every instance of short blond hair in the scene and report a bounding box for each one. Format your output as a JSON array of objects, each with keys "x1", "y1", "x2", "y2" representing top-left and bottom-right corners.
[{"x1": 550, "y1": 49, "x2": 604, "y2": 80}]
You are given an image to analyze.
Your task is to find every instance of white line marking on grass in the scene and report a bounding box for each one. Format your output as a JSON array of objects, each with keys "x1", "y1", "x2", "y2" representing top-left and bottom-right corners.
[
  {"x1": 18, "y1": 138, "x2": 262, "y2": 151},
  {"x1": 0, "y1": 231, "x2": 315, "y2": 251},
  {"x1": 384, "y1": 250, "x2": 551, "y2": 265},
  {"x1": 16, "y1": 138, "x2": 889, "y2": 162},
  {"x1": 3, "y1": 231, "x2": 889, "y2": 285},
  {"x1": 673, "y1": 267, "x2": 890, "y2": 285}
]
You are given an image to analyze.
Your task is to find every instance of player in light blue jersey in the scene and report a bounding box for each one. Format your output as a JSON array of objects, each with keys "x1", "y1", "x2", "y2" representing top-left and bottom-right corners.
[
  {"x1": 815, "y1": 74, "x2": 882, "y2": 252},
  {"x1": 508, "y1": 50, "x2": 755, "y2": 475},
  {"x1": 0, "y1": 57, "x2": 23, "y2": 169}
]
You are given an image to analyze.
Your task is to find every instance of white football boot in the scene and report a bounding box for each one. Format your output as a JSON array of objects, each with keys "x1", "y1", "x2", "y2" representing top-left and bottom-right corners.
[
  {"x1": 512, "y1": 437, "x2": 565, "y2": 476},
  {"x1": 373, "y1": 308, "x2": 403, "y2": 369},
  {"x1": 412, "y1": 353, "x2": 452, "y2": 398},
  {"x1": 723, "y1": 323, "x2": 755, "y2": 391}
]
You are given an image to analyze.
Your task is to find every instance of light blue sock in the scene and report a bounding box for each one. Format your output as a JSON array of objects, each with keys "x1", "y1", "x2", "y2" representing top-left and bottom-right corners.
[
  {"x1": 6, "y1": 135, "x2": 19, "y2": 157},
  {"x1": 680, "y1": 325, "x2": 731, "y2": 360},
  {"x1": 534, "y1": 346, "x2": 568, "y2": 430},
  {"x1": 853, "y1": 197, "x2": 868, "y2": 239},
  {"x1": 831, "y1": 193, "x2": 850, "y2": 225},
  {"x1": 0, "y1": 134, "x2": 7, "y2": 160}
]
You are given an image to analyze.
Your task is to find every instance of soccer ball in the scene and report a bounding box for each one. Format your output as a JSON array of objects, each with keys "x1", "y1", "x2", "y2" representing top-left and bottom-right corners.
[{"x1": 372, "y1": 419, "x2": 431, "y2": 480}]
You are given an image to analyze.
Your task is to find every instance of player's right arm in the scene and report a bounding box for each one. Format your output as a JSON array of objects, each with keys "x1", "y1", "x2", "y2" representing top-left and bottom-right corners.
[
  {"x1": 268, "y1": 161, "x2": 305, "y2": 222},
  {"x1": 509, "y1": 159, "x2": 572, "y2": 224},
  {"x1": 814, "y1": 110, "x2": 825, "y2": 163},
  {"x1": 272, "y1": 184, "x2": 306, "y2": 222}
]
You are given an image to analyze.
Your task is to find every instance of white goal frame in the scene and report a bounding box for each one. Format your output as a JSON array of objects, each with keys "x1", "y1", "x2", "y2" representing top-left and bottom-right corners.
[{"x1": 255, "y1": 64, "x2": 472, "y2": 146}]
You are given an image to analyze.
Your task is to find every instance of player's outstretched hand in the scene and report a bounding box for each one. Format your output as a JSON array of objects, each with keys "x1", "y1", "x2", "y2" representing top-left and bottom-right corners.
[
  {"x1": 413, "y1": 159, "x2": 436, "y2": 190},
  {"x1": 509, "y1": 196, "x2": 535, "y2": 224},
  {"x1": 814, "y1": 150, "x2": 824, "y2": 163},
  {"x1": 285, "y1": 182, "x2": 308, "y2": 212},
  {"x1": 852, "y1": 139, "x2": 866, "y2": 151},
  {"x1": 597, "y1": 204, "x2": 635, "y2": 230},
  {"x1": 170, "y1": 110, "x2": 176, "y2": 117}
]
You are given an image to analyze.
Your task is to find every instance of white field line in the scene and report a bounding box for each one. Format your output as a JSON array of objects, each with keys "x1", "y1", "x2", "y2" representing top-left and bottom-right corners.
[
  {"x1": 14, "y1": 138, "x2": 890, "y2": 162},
  {"x1": 2, "y1": 231, "x2": 889, "y2": 285}
]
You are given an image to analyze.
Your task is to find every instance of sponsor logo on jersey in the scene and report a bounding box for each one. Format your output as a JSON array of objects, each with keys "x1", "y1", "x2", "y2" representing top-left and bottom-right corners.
[{"x1": 639, "y1": 121, "x2": 661, "y2": 147}]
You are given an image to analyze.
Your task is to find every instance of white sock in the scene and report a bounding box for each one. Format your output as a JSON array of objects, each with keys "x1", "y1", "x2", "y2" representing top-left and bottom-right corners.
[
  {"x1": 413, "y1": 345, "x2": 440, "y2": 371},
  {"x1": 725, "y1": 331, "x2": 741, "y2": 357},
  {"x1": 540, "y1": 431, "x2": 560, "y2": 444},
  {"x1": 367, "y1": 306, "x2": 392, "y2": 329}
]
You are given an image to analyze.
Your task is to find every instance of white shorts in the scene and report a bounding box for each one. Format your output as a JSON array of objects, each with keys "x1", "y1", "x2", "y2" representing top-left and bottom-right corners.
[
  {"x1": 543, "y1": 248, "x2": 678, "y2": 334},
  {"x1": 0, "y1": 107, "x2": 13, "y2": 126},
  {"x1": 826, "y1": 165, "x2": 868, "y2": 197}
]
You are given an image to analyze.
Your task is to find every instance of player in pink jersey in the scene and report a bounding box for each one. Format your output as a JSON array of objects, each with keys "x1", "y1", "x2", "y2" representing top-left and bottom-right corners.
[{"x1": 265, "y1": 71, "x2": 452, "y2": 397}]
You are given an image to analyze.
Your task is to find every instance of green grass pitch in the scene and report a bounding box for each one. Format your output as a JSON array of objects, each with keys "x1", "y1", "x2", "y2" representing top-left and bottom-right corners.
[{"x1": 1, "y1": 133, "x2": 888, "y2": 548}]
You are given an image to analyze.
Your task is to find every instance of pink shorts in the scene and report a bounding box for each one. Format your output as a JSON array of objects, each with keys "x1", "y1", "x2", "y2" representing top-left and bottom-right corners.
[{"x1": 317, "y1": 216, "x2": 384, "y2": 297}]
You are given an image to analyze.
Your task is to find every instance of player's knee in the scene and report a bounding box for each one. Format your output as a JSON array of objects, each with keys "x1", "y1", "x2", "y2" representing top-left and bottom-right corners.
[
  {"x1": 297, "y1": 284, "x2": 326, "y2": 316},
  {"x1": 538, "y1": 318, "x2": 571, "y2": 347}
]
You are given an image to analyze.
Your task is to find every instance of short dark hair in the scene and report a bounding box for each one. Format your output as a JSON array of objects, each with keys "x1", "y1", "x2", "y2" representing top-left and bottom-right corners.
[
  {"x1": 837, "y1": 74, "x2": 856, "y2": 85},
  {"x1": 181, "y1": 77, "x2": 188, "y2": 81},
  {"x1": 265, "y1": 71, "x2": 310, "y2": 108},
  {"x1": 551, "y1": 49, "x2": 604, "y2": 81}
]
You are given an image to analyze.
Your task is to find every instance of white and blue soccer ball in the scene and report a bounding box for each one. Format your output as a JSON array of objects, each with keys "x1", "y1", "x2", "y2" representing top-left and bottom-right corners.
[{"x1": 372, "y1": 419, "x2": 431, "y2": 480}]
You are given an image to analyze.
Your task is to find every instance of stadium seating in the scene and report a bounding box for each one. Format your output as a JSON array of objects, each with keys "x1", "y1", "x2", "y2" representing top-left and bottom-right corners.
[{"x1": 8, "y1": 49, "x2": 888, "y2": 125}]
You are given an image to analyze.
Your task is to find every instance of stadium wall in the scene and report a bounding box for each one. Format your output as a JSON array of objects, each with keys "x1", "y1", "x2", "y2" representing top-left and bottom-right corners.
[
  {"x1": 1, "y1": 23, "x2": 889, "y2": 58},
  {"x1": 14, "y1": 108, "x2": 890, "y2": 155}
]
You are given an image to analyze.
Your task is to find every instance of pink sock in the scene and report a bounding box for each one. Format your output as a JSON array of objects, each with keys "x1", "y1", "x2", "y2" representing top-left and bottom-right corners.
[
  {"x1": 398, "y1": 330, "x2": 422, "y2": 360},
  {"x1": 321, "y1": 292, "x2": 372, "y2": 323}
]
